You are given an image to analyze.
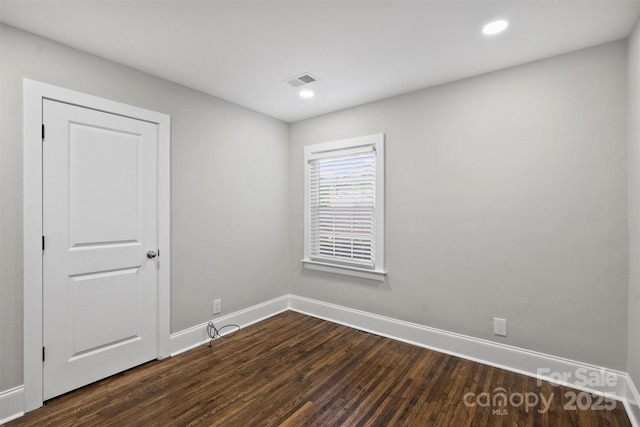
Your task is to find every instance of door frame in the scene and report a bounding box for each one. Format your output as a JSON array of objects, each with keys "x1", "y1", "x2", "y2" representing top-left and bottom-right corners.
[{"x1": 23, "y1": 79, "x2": 171, "y2": 412}]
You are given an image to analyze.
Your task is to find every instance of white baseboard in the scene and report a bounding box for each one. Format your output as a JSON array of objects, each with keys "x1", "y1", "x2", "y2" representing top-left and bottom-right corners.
[
  {"x1": 288, "y1": 295, "x2": 631, "y2": 404},
  {"x1": 6, "y1": 293, "x2": 640, "y2": 425},
  {"x1": 625, "y1": 400, "x2": 640, "y2": 427},
  {"x1": 0, "y1": 386, "x2": 24, "y2": 424},
  {"x1": 169, "y1": 295, "x2": 289, "y2": 356},
  {"x1": 625, "y1": 377, "x2": 640, "y2": 427}
]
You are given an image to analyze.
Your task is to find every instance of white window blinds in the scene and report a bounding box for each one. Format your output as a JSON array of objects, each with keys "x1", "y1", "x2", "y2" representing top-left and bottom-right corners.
[{"x1": 308, "y1": 145, "x2": 377, "y2": 269}]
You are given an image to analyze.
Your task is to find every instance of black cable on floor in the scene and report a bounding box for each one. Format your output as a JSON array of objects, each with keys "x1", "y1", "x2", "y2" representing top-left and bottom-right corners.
[{"x1": 207, "y1": 321, "x2": 240, "y2": 347}]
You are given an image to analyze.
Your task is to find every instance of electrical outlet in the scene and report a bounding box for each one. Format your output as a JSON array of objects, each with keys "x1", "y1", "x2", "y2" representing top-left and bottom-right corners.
[
  {"x1": 493, "y1": 317, "x2": 507, "y2": 337},
  {"x1": 213, "y1": 299, "x2": 222, "y2": 315}
]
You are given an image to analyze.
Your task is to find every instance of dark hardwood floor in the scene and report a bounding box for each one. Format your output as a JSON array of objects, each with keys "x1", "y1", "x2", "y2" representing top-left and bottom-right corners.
[{"x1": 5, "y1": 311, "x2": 631, "y2": 426}]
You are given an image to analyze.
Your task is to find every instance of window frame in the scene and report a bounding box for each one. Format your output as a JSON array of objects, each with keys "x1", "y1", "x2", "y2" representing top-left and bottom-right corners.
[{"x1": 303, "y1": 133, "x2": 386, "y2": 281}]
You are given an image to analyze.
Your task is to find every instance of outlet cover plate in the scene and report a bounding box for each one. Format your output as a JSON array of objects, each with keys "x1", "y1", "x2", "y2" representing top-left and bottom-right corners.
[{"x1": 494, "y1": 317, "x2": 507, "y2": 337}]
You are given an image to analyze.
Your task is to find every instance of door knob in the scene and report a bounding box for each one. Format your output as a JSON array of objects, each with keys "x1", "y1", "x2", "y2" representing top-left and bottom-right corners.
[{"x1": 147, "y1": 250, "x2": 157, "y2": 259}]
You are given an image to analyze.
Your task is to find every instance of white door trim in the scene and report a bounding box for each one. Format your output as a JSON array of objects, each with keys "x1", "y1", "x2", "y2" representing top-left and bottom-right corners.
[{"x1": 23, "y1": 79, "x2": 171, "y2": 412}]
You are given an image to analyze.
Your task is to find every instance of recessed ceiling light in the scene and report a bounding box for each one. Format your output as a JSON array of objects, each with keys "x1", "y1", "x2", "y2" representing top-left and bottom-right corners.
[
  {"x1": 299, "y1": 90, "x2": 315, "y2": 99},
  {"x1": 482, "y1": 20, "x2": 509, "y2": 36}
]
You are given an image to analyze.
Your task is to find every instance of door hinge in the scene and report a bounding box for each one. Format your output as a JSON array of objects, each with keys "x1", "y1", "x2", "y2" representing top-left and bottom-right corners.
[
  {"x1": 42, "y1": 347, "x2": 45, "y2": 362},
  {"x1": 42, "y1": 124, "x2": 45, "y2": 141},
  {"x1": 42, "y1": 236, "x2": 45, "y2": 251}
]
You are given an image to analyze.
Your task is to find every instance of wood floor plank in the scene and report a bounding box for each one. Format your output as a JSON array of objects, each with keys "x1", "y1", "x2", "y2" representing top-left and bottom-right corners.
[{"x1": 5, "y1": 311, "x2": 631, "y2": 426}]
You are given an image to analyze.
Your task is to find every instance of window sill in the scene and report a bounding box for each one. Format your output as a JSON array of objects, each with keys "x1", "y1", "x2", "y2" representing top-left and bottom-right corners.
[{"x1": 302, "y1": 260, "x2": 387, "y2": 281}]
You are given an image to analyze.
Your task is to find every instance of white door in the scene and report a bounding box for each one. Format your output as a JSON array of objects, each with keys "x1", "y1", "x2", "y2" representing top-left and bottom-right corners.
[{"x1": 42, "y1": 99, "x2": 159, "y2": 399}]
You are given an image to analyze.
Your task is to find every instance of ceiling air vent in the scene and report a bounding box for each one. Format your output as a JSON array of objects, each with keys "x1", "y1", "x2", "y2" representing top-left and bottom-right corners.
[{"x1": 285, "y1": 73, "x2": 318, "y2": 87}]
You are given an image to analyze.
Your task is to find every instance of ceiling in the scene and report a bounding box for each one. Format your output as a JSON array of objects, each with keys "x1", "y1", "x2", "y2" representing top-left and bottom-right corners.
[{"x1": 2, "y1": 1, "x2": 640, "y2": 123}]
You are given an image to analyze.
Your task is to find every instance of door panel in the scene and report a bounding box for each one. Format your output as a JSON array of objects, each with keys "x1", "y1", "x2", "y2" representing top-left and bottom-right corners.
[
  {"x1": 70, "y1": 124, "x2": 141, "y2": 246},
  {"x1": 43, "y1": 99, "x2": 159, "y2": 400},
  {"x1": 69, "y1": 267, "x2": 141, "y2": 358}
]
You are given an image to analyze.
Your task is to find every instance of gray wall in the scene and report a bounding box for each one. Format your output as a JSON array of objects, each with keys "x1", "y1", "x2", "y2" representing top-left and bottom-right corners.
[
  {"x1": 289, "y1": 41, "x2": 629, "y2": 370},
  {"x1": 0, "y1": 22, "x2": 633, "y2": 396},
  {"x1": 0, "y1": 24, "x2": 290, "y2": 391},
  {"x1": 628, "y1": 17, "x2": 640, "y2": 387}
]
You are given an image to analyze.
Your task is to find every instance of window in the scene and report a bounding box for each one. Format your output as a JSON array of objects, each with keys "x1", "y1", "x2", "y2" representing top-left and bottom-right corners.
[{"x1": 303, "y1": 134, "x2": 386, "y2": 281}]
